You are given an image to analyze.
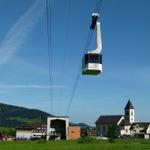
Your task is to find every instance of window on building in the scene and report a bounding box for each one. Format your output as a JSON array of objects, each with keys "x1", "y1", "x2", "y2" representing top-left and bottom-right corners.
[
  {"x1": 126, "y1": 129, "x2": 128, "y2": 133},
  {"x1": 131, "y1": 111, "x2": 133, "y2": 116}
]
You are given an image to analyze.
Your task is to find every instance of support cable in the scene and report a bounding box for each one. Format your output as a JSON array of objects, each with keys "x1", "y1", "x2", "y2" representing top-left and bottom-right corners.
[
  {"x1": 60, "y1": 0, "x2": 71, "y2": 103},
  {"x1": 46, "y1": 0, "x2": 53, "y2": 114},
  {"x1": 95, "y1": 0, "x2": 103, "y2": 13},
  {"x1": 62, "y1": 0, "x2": 71, "y2": 70},
  {"x1": 65, "y1": 0, "x2": 102, "y2": 115},
  {"x1": 65, "y1": 30, "x2": 93, "y2": 115},
  {"x1": 65, "y1": 32, "x2": 93, "y2": 115}
]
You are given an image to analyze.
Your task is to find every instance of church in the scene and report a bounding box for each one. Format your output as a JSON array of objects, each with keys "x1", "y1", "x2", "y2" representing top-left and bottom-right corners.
[{"x1": 95, "y1": 100, "x2": 150, "y2": 139}]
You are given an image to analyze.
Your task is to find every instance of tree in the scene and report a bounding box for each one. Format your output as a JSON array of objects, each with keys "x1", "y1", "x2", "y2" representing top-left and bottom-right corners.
[{"x1": 108, "y1": 124, "x2": 117, "y2": 139}]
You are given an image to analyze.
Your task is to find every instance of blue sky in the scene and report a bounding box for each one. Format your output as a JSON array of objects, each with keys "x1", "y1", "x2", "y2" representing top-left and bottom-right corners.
[{"x1": 0, "y1": 0, "x2": 150, "y2": 126}]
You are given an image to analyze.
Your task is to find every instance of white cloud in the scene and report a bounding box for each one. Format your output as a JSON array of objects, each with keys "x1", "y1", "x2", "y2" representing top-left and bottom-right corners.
[{"x1": 0, "y1": 0, "x2": 45, "y2": 64}]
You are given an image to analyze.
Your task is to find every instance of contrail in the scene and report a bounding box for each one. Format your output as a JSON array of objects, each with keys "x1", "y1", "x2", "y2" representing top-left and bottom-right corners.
[{"x1": 0, "y1": 0, "x2": 45, "y2": 64}]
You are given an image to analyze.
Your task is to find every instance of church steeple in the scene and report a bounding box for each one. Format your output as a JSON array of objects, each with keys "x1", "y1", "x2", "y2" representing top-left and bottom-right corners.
[
  {"x1": 124, "y1": 99, "x2": 135, "y2": 124},
  {"x1": 125, "y1": 99, "x2": 134, "y2": 109}
]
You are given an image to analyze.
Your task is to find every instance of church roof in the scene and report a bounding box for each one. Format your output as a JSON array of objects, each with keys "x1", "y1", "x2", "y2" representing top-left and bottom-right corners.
[
  {"x1": 125, "y1": 100, "x2": 134, "y2": 109},
  {"x1": 95, "y1": 115, "x2": 123, "y2": 125}
]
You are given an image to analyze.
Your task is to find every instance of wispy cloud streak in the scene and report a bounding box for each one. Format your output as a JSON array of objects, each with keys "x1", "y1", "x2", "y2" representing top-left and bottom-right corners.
[
  {"x1": 0, "y1": 90, "x2": 7, "y2": 94},
  {"x1": 0, "y1": 0, "x2": 45, "y2": 64},
  {"x1": 0, "y1": 84, "x2": 67, "y2": 90}
]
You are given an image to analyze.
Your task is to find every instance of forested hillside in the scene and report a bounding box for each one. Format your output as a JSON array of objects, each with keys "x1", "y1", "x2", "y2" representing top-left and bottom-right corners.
[{"x1": 0, "y1": 103, "x2": 52, "y2": 128}]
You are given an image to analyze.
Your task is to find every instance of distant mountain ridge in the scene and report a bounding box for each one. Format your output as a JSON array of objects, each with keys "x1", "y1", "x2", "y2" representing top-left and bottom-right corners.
[
  {"x1": 69, "y1": 122, "x2": 92, "y2": 128},
  {"x1": 0, "y1": 103, "x2": 52, "y2": 128},
  {"x1": 0, "y1": 103, "x2": 92, "y2": 128},
  {"x1": 77, "y1": 123, "x2": 93, "y2": 128}
]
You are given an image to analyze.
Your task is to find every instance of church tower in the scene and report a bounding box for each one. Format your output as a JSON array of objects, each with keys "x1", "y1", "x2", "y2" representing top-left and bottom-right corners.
[{"x1": 124, "y1": 100, "x2": 135, "y2": 124}]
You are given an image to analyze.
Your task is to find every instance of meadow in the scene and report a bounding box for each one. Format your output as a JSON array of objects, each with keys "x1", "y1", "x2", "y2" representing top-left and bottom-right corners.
[{"x1": 0, "y1": 139, "x2": 150, "y2": 150}]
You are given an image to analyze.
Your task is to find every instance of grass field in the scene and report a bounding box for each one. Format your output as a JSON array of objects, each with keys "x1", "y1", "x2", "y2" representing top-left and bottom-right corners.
[{"x1": 0, "y1": 139, "x2": 150, "y2": 150}]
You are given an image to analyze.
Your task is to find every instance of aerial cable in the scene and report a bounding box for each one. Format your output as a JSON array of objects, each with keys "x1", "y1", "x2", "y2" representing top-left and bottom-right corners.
[
  {"x1": 65, "y1": 21, "x2": 94, "y2": 115},
  {"x1": 65, "y1": 31, "x2": 93, "y2": 115},
  {"x1": 62, "y1": 0, "x2": 71, "y2": 69},
  {"x1": 65, "y1": 30, "x2": 93, "y2": 115},
  {"x1": 84, "y1": 30, "x2": 93, "y2": 53},
  {"x1": 95, "y1": 0, "x2": 99, "y2": 13},
  {"x1": 65, "y1": 0, "x2": 103, "y2": 115},
  {"x1": 46, "y1": 0, "x2": 53, "y2": 114},
  {"x1": 59, "y1": 0, "x2": 72, "y2": 109},
  {"x1": 95, "y1": 0, "x2": 103, "y2": 13}
]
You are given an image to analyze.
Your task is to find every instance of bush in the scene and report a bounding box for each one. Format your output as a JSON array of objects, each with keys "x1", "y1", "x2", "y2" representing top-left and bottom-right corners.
[
  {"x1": 77, "y1": 137, "x2": 95, "y2": 144},
  {"x1": 0, "y1": 127, "x2": 15, "y2": 137},
  {"x1": 108, "y1": 138, "x2": 116, "y2": 143},
  {"x1": 37, "y1": 139, "x2": 47, "y2": 144}
]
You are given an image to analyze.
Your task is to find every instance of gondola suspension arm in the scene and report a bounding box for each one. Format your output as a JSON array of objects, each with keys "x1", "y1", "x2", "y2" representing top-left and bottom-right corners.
[
  {"x1": 90, "y1": 13, "x2": 102, "y2": 54},
  {"x1": 82, "y1": 13, "x2": 103, "y2": 75}
]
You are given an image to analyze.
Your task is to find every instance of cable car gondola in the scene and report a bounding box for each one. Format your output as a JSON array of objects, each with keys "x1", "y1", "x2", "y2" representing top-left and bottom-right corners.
[
  {"x1": 82, "y1": 13, "x2": 102, "y2": 75},
  {"x1": 82, "y1": 52, "x2": 102, "y2": 75}
]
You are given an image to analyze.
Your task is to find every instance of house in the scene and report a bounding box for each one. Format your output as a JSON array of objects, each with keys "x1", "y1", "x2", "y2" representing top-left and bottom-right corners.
[
  {"x1": 32, "y1": 122, "x2": 47, "y2": 138},
  {"x1": 95, "y1": 100, "x2": 150, "y2": 139},
  {"x1": 16, "y1": 125, "x2": 33, "y2": 140},
  {"x1": 16, "y1": 123, "x2": 47, "y2": 140},
  {"x1": 130, "y1": 122, "x2": 150, "y2": 139}
]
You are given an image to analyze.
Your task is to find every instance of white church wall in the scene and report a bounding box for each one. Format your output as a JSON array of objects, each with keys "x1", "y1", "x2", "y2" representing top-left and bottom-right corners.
[
  {"x1": 122, "y1": 125, "x2": 131, "y2": 136},
  {"x1": 146, "y1": 125, "x2": 150, "y2": 134},
  {"x1": 129, "y1": 109, "x2": 135, "y2": 124}
]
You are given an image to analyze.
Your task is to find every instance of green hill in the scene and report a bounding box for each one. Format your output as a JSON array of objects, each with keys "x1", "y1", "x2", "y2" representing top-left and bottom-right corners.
[{"x1": 0, "y1": 103, "x2": 52, "y2": 128}]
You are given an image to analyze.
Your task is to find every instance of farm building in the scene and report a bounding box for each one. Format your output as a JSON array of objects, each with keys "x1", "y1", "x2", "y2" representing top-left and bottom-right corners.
[
  {"x1": 16, "y1": 116, "x2": 81, "y2": 140},
  {"x1": 96, "y1": 100, "x2": 150, "y2": 139},
  {"x1": 46, "y1": 116, "x2": 69, "y2": 140},
  {"x1": 16, "y1": 122, "x2": 47, "y2": 140},
  {"x1": 46, "y1": 116, "x2": 81, "y2": 140}
]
